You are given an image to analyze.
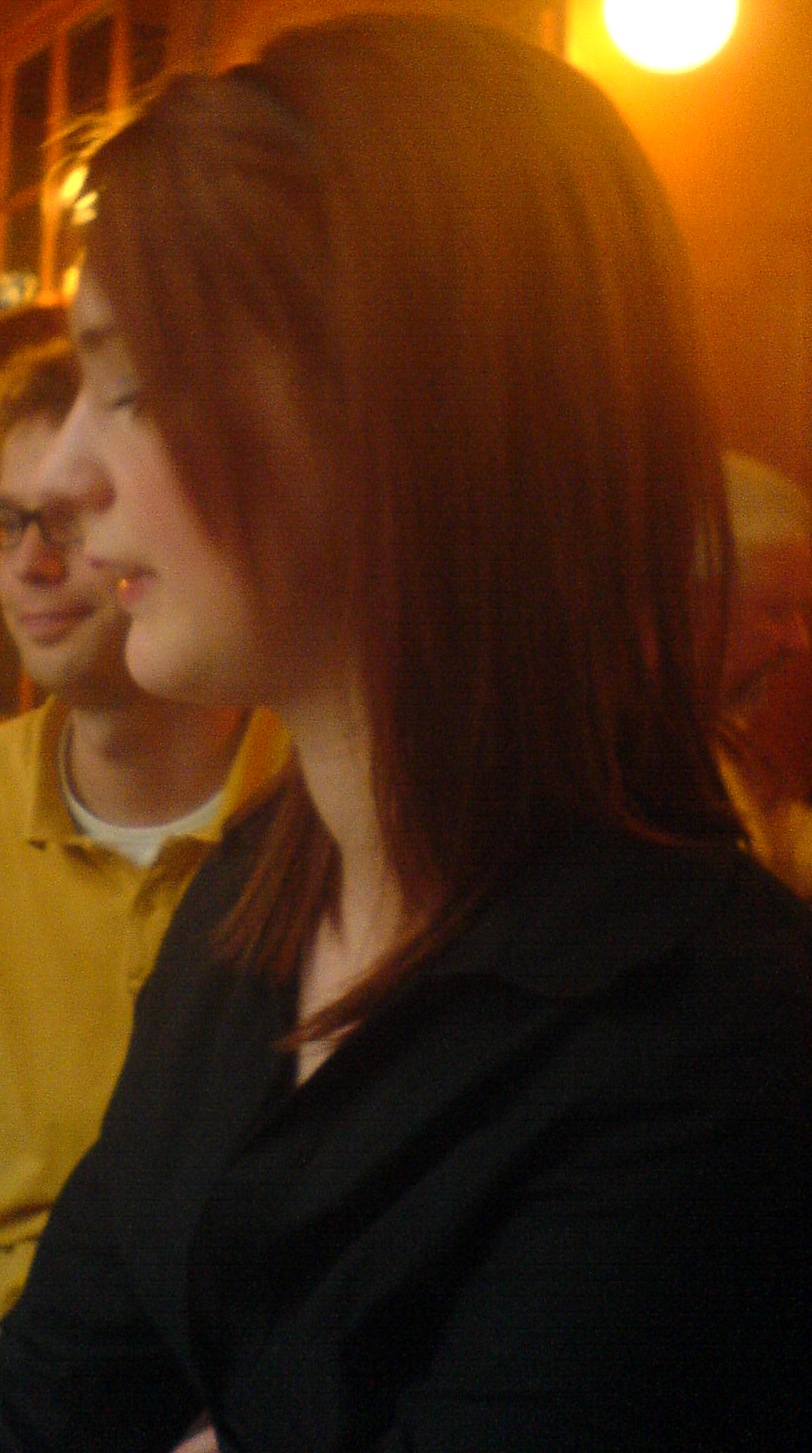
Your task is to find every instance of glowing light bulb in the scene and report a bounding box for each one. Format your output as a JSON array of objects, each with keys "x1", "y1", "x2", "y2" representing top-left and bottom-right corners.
[
  {"x1": 604, "y1": 0, "x2": 739, "y2": 73},
  {"x1": 59, "y1": 164, "x2": 89, "y2": 208},
  {"x1": 61, "y1": 264, "x2": 81, "y2": 299},
  {"x1": 72, "y1": 190, "x2": 99, "y2": 226}
]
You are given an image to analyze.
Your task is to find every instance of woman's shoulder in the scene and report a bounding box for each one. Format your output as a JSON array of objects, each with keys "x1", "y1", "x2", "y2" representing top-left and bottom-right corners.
[
  {"x1": 431, "y1": 828, "x2": 812, "y2": 1127},
  {"x1": 453, "y1": 825, "x2": 812, "y2": 1003}
]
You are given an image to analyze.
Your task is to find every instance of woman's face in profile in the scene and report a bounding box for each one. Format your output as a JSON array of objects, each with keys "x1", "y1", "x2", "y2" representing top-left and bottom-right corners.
[{"x1": 39, "y1": 267, "x2": 342, "y2": 716}]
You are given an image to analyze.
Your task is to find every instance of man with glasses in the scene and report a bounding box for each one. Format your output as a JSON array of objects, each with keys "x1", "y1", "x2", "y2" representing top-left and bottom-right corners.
[
  {"x1": 0, "y1": 333, "x2": 290, "y2": 1320},
  {"x1": 718, "y1": 450, "x2": 812, "y2": 899}
]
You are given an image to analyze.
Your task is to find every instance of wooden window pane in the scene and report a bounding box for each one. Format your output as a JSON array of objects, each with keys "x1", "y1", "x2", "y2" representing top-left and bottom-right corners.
[
  {"x1": 5, "y1": 200, "x2": 41, "y2": 278},
  {"x1": 68, "y1": 11, "x2": 114, "y2": 119},
  {"x1": 9, "y1": 48, "x2": 51, "y2": 194},
  {"x1": 131, "y1": 21, "x2": 167, "y2": 92}
]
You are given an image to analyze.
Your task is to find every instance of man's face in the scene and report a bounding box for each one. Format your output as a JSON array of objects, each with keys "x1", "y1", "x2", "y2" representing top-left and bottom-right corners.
[
  {"x1": 0, "y1": 413, "x2": 134, "y2": 703},
  {"x1": 723, "y1": 537, "x2": 812, "y2": 722}
]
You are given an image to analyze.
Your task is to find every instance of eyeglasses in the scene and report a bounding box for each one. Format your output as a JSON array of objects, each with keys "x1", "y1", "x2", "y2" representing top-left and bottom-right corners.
[{"x1": 0, "y1": 502, "x2": 83, "y2": 554}]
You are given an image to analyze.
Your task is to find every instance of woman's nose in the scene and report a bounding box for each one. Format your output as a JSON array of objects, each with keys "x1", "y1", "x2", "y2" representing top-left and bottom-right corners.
[{"x1": 37, "y1": 396, "x2": 114, "y2": 515}]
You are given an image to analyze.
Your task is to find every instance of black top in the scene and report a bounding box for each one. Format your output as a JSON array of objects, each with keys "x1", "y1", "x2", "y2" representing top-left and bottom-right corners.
[{"x1": 1, "y1": 807, "x2": 811, "y2": 1451}]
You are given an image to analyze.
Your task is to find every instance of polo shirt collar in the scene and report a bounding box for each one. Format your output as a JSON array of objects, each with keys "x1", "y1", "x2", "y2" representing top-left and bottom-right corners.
[
  {"x1": 24, "y1": 697, "x2": 77, "y2": 844},
  {"x1": 24, "y1": 699, "x2": 290, "y2": 847}
]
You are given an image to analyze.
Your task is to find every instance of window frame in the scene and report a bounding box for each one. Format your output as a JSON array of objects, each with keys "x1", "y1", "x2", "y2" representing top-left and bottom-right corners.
[{"x1": 1, "y1": 1, "x2": 148, "y2": 300}]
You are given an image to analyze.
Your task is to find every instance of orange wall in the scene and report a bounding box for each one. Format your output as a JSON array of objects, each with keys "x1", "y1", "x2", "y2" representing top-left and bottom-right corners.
[
  {"x1": 208, "y1": 0, "x2": 552, "y2": 67},
  {"x1": 568, "y1": 0, "x2": 812, "y2": 491}
]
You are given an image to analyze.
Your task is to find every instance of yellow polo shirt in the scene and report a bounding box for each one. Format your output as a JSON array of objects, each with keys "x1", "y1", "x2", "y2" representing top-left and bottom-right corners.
[{"x1": 0, "y1": 698, "x2": 290, "y2": 1316}]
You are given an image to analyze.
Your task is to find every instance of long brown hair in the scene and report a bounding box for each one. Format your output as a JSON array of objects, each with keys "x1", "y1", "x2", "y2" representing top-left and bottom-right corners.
[{"x1": 79, "y1": 14, "x2": 735, "y2": 1038}]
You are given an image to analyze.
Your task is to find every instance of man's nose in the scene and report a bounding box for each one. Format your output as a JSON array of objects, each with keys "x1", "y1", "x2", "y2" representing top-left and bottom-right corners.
[
  {"x1": 782, "y1": 608, "x2": 812, "y2": 656},
  {"x1": 13, "y1": 522, "x2": 67, "y2": 581},
  {"x1": 768, "y1": 607, "x2": 812, "y2": 661}
]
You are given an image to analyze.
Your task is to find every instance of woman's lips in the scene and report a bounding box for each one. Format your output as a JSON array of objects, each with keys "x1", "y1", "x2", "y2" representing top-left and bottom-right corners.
[
  {"x1": 116, "y1": 570, "x2": 153, "y2": 610},
  {"x1": 84, "y1": 554, "x2": 154, "y2": 613}
]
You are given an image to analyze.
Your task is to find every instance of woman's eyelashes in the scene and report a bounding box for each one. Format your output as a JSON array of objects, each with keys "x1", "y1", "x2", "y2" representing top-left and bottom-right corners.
[{"x1": 104, "y1": 386, "x2": 148, "y2": 417}]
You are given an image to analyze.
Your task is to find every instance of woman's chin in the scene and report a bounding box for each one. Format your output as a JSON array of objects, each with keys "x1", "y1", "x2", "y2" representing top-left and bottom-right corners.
[{"x1": 124, "y1": 631, "x2": 201, "y2": 704}]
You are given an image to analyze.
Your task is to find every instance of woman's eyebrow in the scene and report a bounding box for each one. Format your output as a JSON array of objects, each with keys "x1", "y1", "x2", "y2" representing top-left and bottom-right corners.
[{"x1": 72, "y1": 322, "x2": 118, "y2": 356}]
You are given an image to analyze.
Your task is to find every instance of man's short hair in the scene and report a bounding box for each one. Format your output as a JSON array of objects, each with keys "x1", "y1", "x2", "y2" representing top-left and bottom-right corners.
[
  {"x1": 724, "y1": 451, "x2": 812, "y2": 552},
  {"x1": 0, "y1": 337, "x2": 80, "y2": 444}
]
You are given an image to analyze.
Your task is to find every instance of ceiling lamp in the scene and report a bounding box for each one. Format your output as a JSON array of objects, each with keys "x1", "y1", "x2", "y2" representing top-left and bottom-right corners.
[{"x1": 604, "y1": 0, "x2": 739, "y2": 73}]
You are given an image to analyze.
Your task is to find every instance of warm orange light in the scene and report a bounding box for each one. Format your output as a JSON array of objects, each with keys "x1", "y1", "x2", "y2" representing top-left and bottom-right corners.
[
  {"x1": 61, "y1": 264, "x2": 81, "y2": 299},
  {"x1": 58, "y1": 164, "x2": 88, "y2": 208},
  {"x1": 604, "y1": 0, "x2": 739, "y2": 73}
]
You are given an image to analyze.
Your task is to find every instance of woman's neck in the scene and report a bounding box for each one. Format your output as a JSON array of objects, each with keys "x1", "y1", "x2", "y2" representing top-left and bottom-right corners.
[
  {"x1": 295, "y1": 684, "x2": 402, "y2": 937},
  {"x1": 289, "y1": 684, "x2": 411, "y2": 1080}
]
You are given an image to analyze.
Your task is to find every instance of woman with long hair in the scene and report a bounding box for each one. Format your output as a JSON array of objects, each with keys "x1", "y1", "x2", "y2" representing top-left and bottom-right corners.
[{"x1": 0, "y1": 14, "x2": 809, "y2": 1449}]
